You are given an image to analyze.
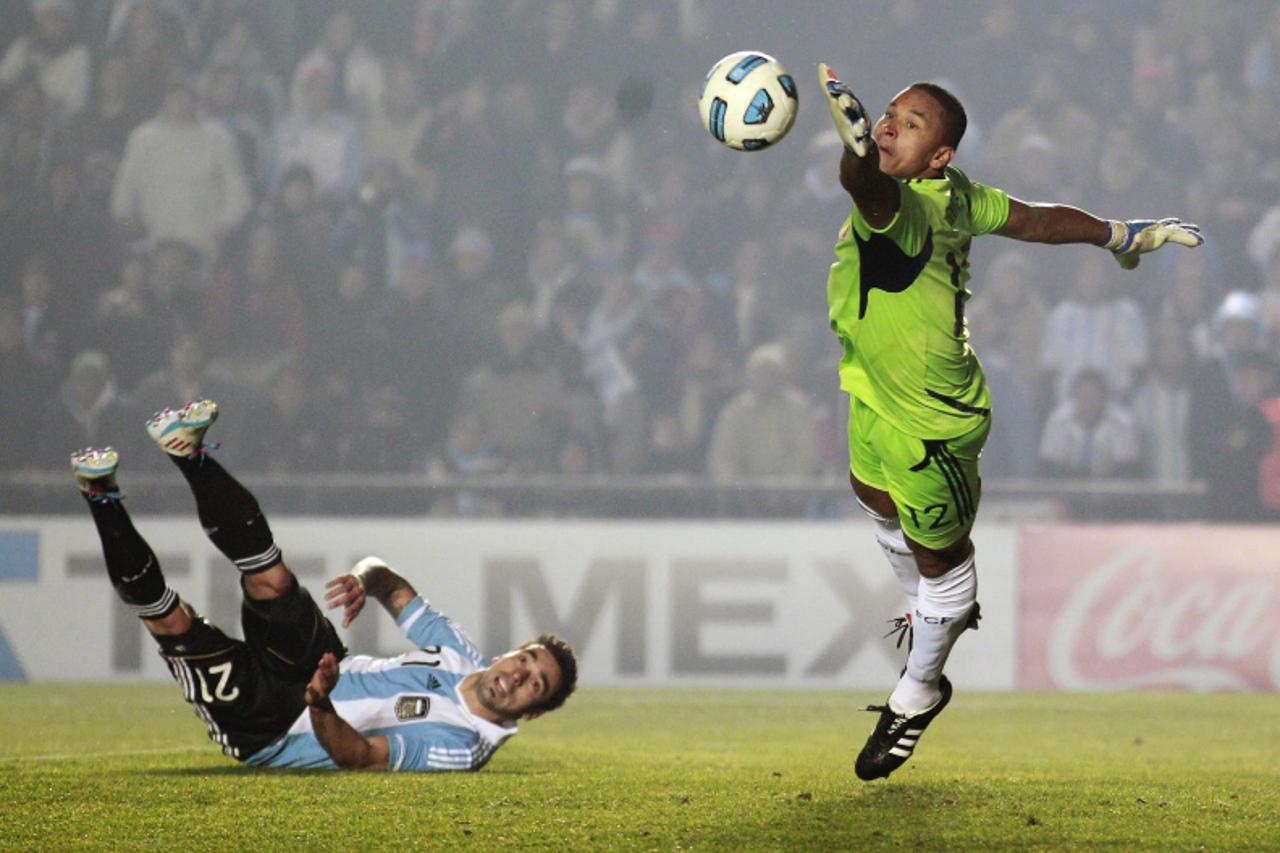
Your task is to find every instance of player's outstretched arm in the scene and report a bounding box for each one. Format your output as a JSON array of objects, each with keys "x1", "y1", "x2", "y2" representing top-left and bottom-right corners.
[
  {"x1": 305, "y1": 652, "x2": 391, "y2": 770},
  {"x1": 324, "y1": 556, "x2": 419, "y2": 628},
  {"x1": 997, "y1": 198, "x2": 1203, "y2": 269},
  {"x1": 819, "y1": 63, "x2": 898, "y2": 226}
]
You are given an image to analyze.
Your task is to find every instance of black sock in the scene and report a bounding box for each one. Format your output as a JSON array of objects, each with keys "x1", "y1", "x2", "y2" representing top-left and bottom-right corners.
[
  {"x1": 169, "y1": 454, "x2": 282, "y2": 573},
  {"x1": 84, "y1": 495, "x2": 178, "y2": 619}
]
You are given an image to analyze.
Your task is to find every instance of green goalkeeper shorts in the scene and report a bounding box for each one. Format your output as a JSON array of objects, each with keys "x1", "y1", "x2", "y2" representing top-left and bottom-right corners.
[{"x1": 847, "y1": 395, "x2": 990, "y2": 550}]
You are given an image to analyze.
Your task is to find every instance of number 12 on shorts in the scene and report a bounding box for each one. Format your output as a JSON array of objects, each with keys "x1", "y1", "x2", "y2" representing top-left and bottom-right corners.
[{"x1": 904, "y1": 502, "x2": 949, "y2": 531}]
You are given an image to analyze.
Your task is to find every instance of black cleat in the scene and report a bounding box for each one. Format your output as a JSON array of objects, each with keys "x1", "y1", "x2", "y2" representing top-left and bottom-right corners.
[{"x1": 854, "y1": 675, "x2": 952, "y2": 781}]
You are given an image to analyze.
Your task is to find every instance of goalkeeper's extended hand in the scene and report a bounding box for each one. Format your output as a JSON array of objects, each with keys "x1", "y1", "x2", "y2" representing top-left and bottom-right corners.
[
  {"x1": 1104, "y1": 218, "x2": 1204, "y2": 270},
  {"x1": 818, "y1": 63, "x2": 871, "y2": 157}
]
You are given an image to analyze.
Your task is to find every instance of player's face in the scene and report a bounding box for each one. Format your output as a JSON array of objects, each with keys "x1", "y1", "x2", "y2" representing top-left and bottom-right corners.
[
  {"x1": 873, "y1": 87, "x2": 953, "y2": 180},
  {"x1": 476, "y1": 644, "x2": 563, "y2": 721}
]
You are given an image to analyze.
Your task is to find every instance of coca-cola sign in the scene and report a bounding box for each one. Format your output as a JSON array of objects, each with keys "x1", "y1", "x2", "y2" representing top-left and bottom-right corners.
[{"x1": 1018, "y1": 525, "x2": 1280, "y2": 692}]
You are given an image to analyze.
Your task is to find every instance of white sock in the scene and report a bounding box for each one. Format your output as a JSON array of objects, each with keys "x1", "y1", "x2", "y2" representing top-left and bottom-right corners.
[
  {"x1": 860, "y1": 500, "x2": 920, "y2": 613},
  {"x1": 889, "y1": 549, "x2": 977, "y2": 715}
]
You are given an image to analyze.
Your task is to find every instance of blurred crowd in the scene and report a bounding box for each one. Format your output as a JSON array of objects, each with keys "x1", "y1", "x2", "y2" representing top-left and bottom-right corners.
[{"x1": 3, "y1": 0, "x2": 1280, "y2": 522}]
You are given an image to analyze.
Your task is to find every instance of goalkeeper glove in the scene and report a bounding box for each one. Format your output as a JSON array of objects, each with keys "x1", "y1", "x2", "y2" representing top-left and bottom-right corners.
[
  {"x1": 1104, "y1": 218, "x2": 1204, "y2": 270},
  {"x1": 818, "y1": 63, "x2": 872, "y2": 157}
]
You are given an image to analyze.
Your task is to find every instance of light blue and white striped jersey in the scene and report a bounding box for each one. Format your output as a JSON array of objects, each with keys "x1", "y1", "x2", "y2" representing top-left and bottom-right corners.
[{"x1": 246, "y1": 596, "x2": 516, "y2": 772}]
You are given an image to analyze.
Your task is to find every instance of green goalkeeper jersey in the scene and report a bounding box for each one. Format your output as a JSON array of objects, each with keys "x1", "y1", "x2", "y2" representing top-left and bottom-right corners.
[{"x1": 827, "y1": 166, "x2": 1010, "y2": 439}]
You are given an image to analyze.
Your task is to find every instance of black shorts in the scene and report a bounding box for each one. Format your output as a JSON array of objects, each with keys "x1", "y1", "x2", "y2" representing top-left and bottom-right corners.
[{"x1": 156, "y1": 583, "x2": 347, "y2": 760}]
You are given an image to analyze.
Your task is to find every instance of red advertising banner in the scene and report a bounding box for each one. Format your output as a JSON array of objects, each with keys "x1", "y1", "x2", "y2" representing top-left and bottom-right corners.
[{"x1": 1019, "y1": 524, "x2": 1280, "y2": 692}]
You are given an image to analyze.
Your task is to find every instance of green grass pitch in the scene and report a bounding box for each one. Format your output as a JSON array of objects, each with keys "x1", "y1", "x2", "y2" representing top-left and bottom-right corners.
[{"x1": 1, "y1": 685, "x2": 1277, "y2": 851}]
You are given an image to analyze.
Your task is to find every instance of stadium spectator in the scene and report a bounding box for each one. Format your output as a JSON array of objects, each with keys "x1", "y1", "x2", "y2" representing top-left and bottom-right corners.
[
  {"x1": 1127, "y1": 30, "x2": 1198, "y2": 199},
  {"x1": 987, "y1": 53, "x2": 1098, "y2": 195},
  {"x1": 969, "y1": 249, "x2": 1047, "y2": 474},
  {"x1": 707, "y1": 343, "x2": 818, "y2": 482},
  {"x1": 645, "y1": 330, "x2": 735, "y2": 477},
  {"x1": 88, "y1": 250, "x2": 172, "y2": 390},
  {"x1": 561, "y1": 156, "x2": 628, "y2": 275},
  {"x1": 104, "y1": 0, "x2": 193, "y2": 118},
  {"x1": 39, "y1": 349, "x2": 130, "y2": 464},
  {"x1": 0, "y1": 75, "x2": 55, "y2": 197},
  {"x1": 367, "y1": 252, "x2": 459, "y2": 453},
  {"x1": 429, "y1": 76, "x2": 530, "y2": 246},
  {"x1": 537, "y1": 281, "x2": 611, "y2": 471},
  {"x1": 1155, "y1": 246, "x2": 1221, "y2": 360},
  {"x1": 0, "y1": 295, "x2": 44, "y2": 472},
  {"x1": 333, "y1": 157, "x2": 430, "y2": 293},
  {"x1": 1193, "y1": 350, "x2": 1277, "y2": 523},
  {"x1": 362, "y1": 56, "x2": 433, "y2": 202},
  {"x1": 32, "y1": 157, "x2": 117, "y2": 305},
  {"x1": 201, "y1": 61, "x2": 267, "y2": 185},
  {"x1": 1040, "y1": 252, "x2": 1149, "y2": 404},
  {"x1": 444, "y1": 223, "x2": 503, "y2": 354},
  {"x1": 1256, "y1": 375, "x2": 1280, "y2": 516},
  {"x1": 0, "y1": 0, "x2": 89, "y2": 123},
  {"x1": 627, "y1": 221, "x2": 704, "y2": 405},
  {"x1": 1188, "y1": 292, "x2": 1273, "y2": 521},
  {"x1": 457, "y1": 301, "x2": 573, "y2": 473},
  {"x1": 270, "y1": 54, "x2": 363, "y2": 203},
  {"x1": 429, "y1": 415, "x2": 511, "y2": 519},
  {"x1": 1131, "y1": 319, "x2": 1196, "y2": 487},
  {"x1": 723, "y1": 239, "x2": 785, "y2": 353},
  {"x1": 111, "y1": 74, "x2": 251, "y2": 259},
  {"x1": 528, "y1": 219, "x2": 582, "y2": 329},
  {"x1": 58, "y1": 51, "x2": 139, "y2": 163},
  {"x1": 1205, "y1": 290, "x2": 1270, "y2": 382},
  {"x1": 143, "y1": 238, "x2": 203, "y2": 318},
  {"x1": 492, "y1": 78, "x2": 557, "y2": 255},
  {"x1": 1038, "y1": 368, "x2": 1141, "y2": 480},
  {"x1": 555, "y1": 431, "x2": 599, "y2": 479},
  {"x1": 1232, "y1": 353, "x2": 1280, "y2": 519},
  {"x1": 70, "y1": 403, "x2": 576, "y2": 771},
  {"x1": 574, "y1": 272, "x2": 643, "y2": 472},
  {"x1": 434, "y1": 409, "x2": 506, "y2": 480},
  {"x1": 263, "y1": 163, "x2": 335, "y2": 300},
  {"x1": 774, "y1": 310, "x2": 842, "y2": 464},
  {"x1": 1243, "y1": 5, "x2": 1280, "y2": 96},
  {"x1": 204, "y1": 11, "x2": 283, "y2": 126},
  {"x1": 18, "y1": 252, "x2": 63, "y2": 370},
  {"x1": 310, "y1": 257, "x2": 380, "y2": 390},
  {"x1": 203, "y1": 224, "x2": 308, "y2": 392},
  {"x1": 293, "y1": 9, "x2": 384, "y2": 120},
  {"x1": 234, "y1": 365, "x2": 330, "y2": 474}
]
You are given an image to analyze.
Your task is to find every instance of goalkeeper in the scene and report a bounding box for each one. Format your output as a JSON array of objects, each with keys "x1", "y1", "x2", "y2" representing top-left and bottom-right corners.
[{"x1": 815, "y1": 64, "x2": 1202, "y2": 782}]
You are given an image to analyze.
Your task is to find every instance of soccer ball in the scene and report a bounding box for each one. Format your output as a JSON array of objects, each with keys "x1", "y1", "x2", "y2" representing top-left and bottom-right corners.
[{"x1": 698, "y1": 51, "x2": 798, "y2": 151}]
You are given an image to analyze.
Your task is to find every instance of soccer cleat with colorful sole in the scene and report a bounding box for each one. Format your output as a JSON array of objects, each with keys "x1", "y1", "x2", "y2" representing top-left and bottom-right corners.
[
  {"x1": 146, "y1": 399, "x2": 219, "y2": 458},
  {"x1": 70, "y1": 447, "x2": 120, "y2": 498}
]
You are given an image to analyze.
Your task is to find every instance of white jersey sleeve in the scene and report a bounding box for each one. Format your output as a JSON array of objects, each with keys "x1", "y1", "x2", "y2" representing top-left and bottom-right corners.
[{"x1": 395, "y1": 596, "x2": 486, "y2": 667}]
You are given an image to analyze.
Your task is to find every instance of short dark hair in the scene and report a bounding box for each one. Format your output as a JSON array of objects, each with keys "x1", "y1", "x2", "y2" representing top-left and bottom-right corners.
[
  {"x1": 908, "y1": 81, "x2": 967, "y2": 150},
  {"x1": 523, "y1": 633, "x2": 578, "y2": 714}
]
